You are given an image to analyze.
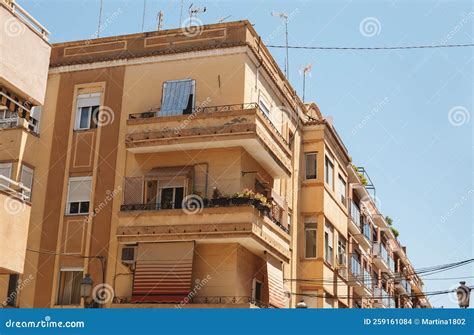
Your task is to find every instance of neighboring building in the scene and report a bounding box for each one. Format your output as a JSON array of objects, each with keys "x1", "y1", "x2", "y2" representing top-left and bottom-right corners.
[
  {"x1": 0, "y1": 12, "x2": 430, "y2": 308},
  {"x1": 0, "y1": 0, "x2": 51, "y2": 307}
]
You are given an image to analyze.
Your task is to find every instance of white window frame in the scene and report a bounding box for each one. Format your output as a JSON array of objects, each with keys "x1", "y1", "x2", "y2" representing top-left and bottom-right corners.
[
  {"x1": 305, "y1": 152, "x2": 317, "y2": 180},
  {"x1": 66, "y1": 176, "x2": 92, "y2": 215},
  {"x1": 324, "y1": 222, "x2": 334, "y2": 265},
  {"x1": 74, "y1": 93, "x2": 101, "y2": 131},
  {"x1": 325, "y1": 156, "x2": 334, "y2": 190},
  {"x1": 0, "y1": 162, "x2": 13, "y2": 189},
  {"x1": 338, "y1": 174, "x2": 347, "y2": 205},
  {"x1": 20, "y1": 164, "x2": 34, "y2": 200},
  {"x1": 304, "y1": 217, "x2": 317, "y2": 259}
]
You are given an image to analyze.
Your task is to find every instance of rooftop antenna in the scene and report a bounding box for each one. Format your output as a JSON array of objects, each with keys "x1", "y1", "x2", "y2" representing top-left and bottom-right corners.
[
  {"x1": 141, "y1": 0, "x2": 147, "y2": 32},
  {"x1": 97, "y1": 0, "x2": 103, "y2": 38},
  {"x1": 189, "y1": 4, "x2": 206, "y2": 26},
  {"x1": 271, "y1": 11, "x2": 289, "y2": 80},
  {"x1": 157, "y1": 11, "x2": 164, "y2": 31},
  {"x1": 179, "y1": 0, "x2": 184, "y2": 26},
  {"x1": 299, "y1": 63, "x2": 312, "y2": 103},
  {"x1": 218, "y1": 15, "x2": 231, "y2": 23}
]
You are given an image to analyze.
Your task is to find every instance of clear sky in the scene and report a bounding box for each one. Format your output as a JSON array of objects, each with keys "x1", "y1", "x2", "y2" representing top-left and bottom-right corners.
[{"x1": 19, "y1": 0, "x2": 473, "y2": 308}]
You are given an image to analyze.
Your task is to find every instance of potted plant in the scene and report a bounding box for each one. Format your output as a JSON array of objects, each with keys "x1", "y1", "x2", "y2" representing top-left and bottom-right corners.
[
  {"x1": 210, "y1": 187, "x2": 230, "y2": 207},
  {"x1": 231, "y1": 189, "x2": 254, "y2": 205},
  {"x1": 253, "y1": 193, "x2": 272, "y2": 216}
]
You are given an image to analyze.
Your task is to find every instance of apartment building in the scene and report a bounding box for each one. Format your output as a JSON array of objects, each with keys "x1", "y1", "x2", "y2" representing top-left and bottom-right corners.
[
  {"x1": 0, "y1": 9, "x2": 430, "y2": 308},
  {"x1": 0, "y1": 0, "x2": 51, "y2": 307}
]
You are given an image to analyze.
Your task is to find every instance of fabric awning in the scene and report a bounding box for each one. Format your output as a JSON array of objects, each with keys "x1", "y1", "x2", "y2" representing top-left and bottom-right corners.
[
  {"x1": 131, "y1": 242, "x2": 195, "y2": 303},
  {"x1": 267, "y1": 257, "x2": 286, "y2": 308},
  {"x1": 146, "y1": 166, "x2": 193, "y2": 179},
  {"x1": 160, "y1": 79, "x2": 195, "y2": 116}
]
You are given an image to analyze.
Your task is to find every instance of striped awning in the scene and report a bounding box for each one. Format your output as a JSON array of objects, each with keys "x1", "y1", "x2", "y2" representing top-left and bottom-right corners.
[
  {"x1": 131, "y1": 242, "x2": 195, "y2": 303},
  {"x1": 267, "y1": 257, "x2": 285, "y2": 308}
]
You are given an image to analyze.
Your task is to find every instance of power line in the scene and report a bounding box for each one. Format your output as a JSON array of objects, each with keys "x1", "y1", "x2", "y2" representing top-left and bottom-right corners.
[{"x1": 266, "y1": 43, "x2": 474, "y2": 51}]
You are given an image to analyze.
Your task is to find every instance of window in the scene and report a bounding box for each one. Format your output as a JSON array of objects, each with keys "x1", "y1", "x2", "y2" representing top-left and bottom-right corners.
[
  {"x1": 324, "y1": 156, "x2": 334, "y2": 189},
  {"x1": 252, "y1": 278, "x2": 263, "y2": 303},
  {"x1": 66, "y1": 176, "x2": 92, "y2": 215},
  {"x1": 304, "y1": 218, "x2": 317, "y2": 258},
  {"x1": 74, "y1": 93, "x2": 101, "y2": 130},
  {"x1": 160, "y1": 79, "x2": 195, "y2": 116},
  {"x1": 258, "y1": 98, "x2": 270, "y2": 116},
  {"x1": 0, "y1": 162, "x2": 12, "y2": 189},
  {"x1": 57, "y1": 269, "x2": 82, "y2": 305},
  {"x1": 20, "y1": 165, "x2": 34, "y2": 200},
  {"x1": 302, "y1": 291, "x2": 318, "y2": 308},
  {"x1": 324, "y1": 222, "x2": 334, "y2": 265},
  {"x1": 287, "y1": 212, "x2": 292, "y2": 234},
  {"x1": 160, "y1": 187, "x2": 184, "y2": 209},
  {"x1": 6, "y1": 274, "x2": 19, "y2": 307},
  {"x1": 337, "y1": 236, "x2": 347, "y2": 267},
  {"x1": 338, "y1": 175, "x2": 346, "y2": 205},
  {"x1": 305, "y1": 152, "x2": 317, "y2": 179}
]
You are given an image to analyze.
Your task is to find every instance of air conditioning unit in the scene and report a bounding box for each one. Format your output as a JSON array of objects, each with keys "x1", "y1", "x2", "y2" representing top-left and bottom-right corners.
[{"x1": 121, "y1": 246, "x2": 136, "y2": 265}]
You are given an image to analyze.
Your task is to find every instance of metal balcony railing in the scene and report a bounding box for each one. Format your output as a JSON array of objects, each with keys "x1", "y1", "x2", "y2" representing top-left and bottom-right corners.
[
  {"x1": 2, "y1": 0, "x2": 50, "y2": 40},
  {"x1": 350, "y1": 200, "x2": 361, "y2": 226},
  {"x1": 0, "y1": 174, "x2": 30, "y2": 201},
  {"x1": 128, "y1": 102, "x2": 289, "y2": 147}
]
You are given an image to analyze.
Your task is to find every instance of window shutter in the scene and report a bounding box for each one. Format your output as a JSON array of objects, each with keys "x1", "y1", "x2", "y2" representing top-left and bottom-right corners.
[
  {"x1": 20, "y1": 165, "x2": 34, "y2": 198},
  {"x1": 160, "y1": 79, "x2": 195, "y2": 116},
  {"x1": 68, "y1": 177, "x2": 92, "y2": 203},
  {"x1": 76, "y1": 93, "x2": 101, "y2": 108}
]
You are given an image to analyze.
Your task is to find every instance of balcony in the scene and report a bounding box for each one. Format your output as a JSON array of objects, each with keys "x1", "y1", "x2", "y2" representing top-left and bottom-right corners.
[
  {"x1": 112, "y1": 296, "x2": 269, "y2": 308},
  {"x1": 0, "y1": 175, "x2": 31, "y2": 274},
  {"x1": 395, "y1": 277, "x2": 412, "y2": 296},
  {"x1": 0, "y1": 0, "x2": 51, "y2": 105},
  {"x1": 349, "y1": 256, "x2": 371, "y2": 297},
  {"x1": 117, "y1": 191, "x2": 290, "y2": 263},
  {"x1": 373, "y1": 287, "x2": 395, "y2": 308},
  {"x1": 372, "y1": 243, "x2": 394, "y2": 274},
  {"x1": 348, "y1": 200, "x2": 361, "y2": 234},
  {"x1": 125, "y1": 103, "x2": 292, "y2": 177}
]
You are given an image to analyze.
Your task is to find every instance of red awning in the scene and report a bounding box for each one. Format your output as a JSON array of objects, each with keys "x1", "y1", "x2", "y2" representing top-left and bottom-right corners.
[
  {"x1": 267, "y1": 257, "x2": 285, "y2": 308},
  {"x1": 131, "y1": 242, "x2": 194, "y2": 303}
]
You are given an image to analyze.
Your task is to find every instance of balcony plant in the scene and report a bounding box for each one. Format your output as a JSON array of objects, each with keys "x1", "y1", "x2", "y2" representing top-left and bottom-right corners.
[
  {"x1": 230, "y1": 189, "x2": 254, "y2": 205},
  {"x1": 210, "y1": 187, "x2": 230, "y2": 207}
]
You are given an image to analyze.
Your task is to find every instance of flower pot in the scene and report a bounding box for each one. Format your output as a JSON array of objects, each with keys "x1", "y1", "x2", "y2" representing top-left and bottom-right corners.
[
  {"x1": 211, "y1": 197, "x2": 230, "y2": 207},
  {"x1": 231, "y1": 197, "x2": 252, "y2": 206}
]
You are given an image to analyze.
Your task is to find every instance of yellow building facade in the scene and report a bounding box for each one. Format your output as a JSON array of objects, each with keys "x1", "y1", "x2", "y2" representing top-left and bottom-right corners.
[{"x1": 0, "y1": 8, "x2": 430, "y2": 309}]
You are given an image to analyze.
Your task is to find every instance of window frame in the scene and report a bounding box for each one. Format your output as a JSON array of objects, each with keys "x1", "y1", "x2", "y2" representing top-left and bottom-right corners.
[
  {"x1": 304, "y1": 152, "x2": 317, "y2": 180},
  {"x1": 56, "y1": 268, "x2": 83, "y2": 306},
  {"x1": 304, "y1": 217, "x2": 317, "y2": 259},
  {"x1": 338, "y1": 174, "x2": 347, "y2": 205},
  {"x1": 20, "y1": 164, "x2": 34, "y2": 200},
  {"x1": 324, "y1": 222, "x2": 334, "y2": 265},
  {"x1": 66, "y1": 176, "x2": 92, "y2": 216},
  {"x1": 0, "y1": 162, "x2": 13, "y2": 188},
  {"x1": 74, "y1": 93, "x2": 101, "y2": 131},
  {"x1": 324, "y1": 156, "x2": 334, "y2": 190}
]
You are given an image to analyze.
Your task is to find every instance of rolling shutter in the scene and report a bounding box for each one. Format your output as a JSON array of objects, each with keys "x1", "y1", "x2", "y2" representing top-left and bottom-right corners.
[
  {"x1": 131, "y1": 242, "x2": 194, "y2": 303},
  {"x1": 267, "y1": 257, "x2": 285, "y2": 308}
]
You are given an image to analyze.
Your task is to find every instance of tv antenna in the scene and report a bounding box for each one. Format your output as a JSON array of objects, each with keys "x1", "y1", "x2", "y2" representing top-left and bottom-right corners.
[
  {"x1": 97, "y1": 0, "x2": 103, "y2": 38},
  {"x1": 141, "y1": 0, "x2": 147, "y2": 32},
  {"x1": 218, "y1": 15, "x2": 231, "y2": 23},
  {"x1": 271, "y1": 11, "x2": 290, "y2": 79},
  {"x1": 300, "y1": 63, "x2": 312, "y2": 103},
  {"x1": 189, "y1": 4, "x2": 206, "y2": 26},
  {"x1": 157, "y1": 11, "x2": 164, "y2": 31}
]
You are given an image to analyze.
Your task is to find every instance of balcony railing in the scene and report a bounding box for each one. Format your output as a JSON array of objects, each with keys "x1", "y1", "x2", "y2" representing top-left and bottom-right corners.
[
  {"x1": 113, "y1": 295, "x2": 270, "y2": 308},
  {"x1": 0, "y1": 174, "x2": 30, "y2": 201},
  {"x1": 121, "y1": 194, "x2": 288, "y2": 234},
  {"x1": 128, "y1": 102, "x2": 289, "y2": 147},
  {"x1": 350, "y1": 256, "x2": 361, "y2": 277},
  {"x1": 362, "y1": 223, "x2": 371, "y2": 242},
  {"x1": 350, "y1": 200, "x2": 361, "y2": 226},
  {"x1": 374, "y1": 287, "x2": 394, "y2": 308},
  {"x1": 2, "y1": 0, "x2": 50, "y2": 40}
]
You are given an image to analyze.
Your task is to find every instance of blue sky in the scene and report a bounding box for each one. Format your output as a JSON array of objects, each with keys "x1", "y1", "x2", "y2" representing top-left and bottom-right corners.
[{"x1": 20, "y1": 0, "x2": 473, "y2": 308}]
